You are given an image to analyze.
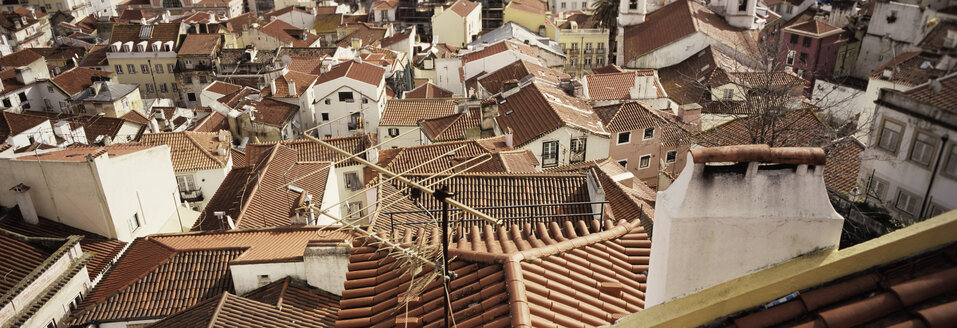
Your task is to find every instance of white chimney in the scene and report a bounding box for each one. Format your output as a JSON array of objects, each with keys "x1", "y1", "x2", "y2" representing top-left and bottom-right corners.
[
  {"x1": 10, "y1": 184, "x2": 38, "y2": 224},
  {"x1": 14, "y1": 67, "x2": 35, "y2": 85},
  {"x1": 216, "y1": 144, "x2": 226, "y2": 156},
  {"x1": 504, "y1": 127, "x2": 514, "y2": 148},
  {"x1": 53, "y1": 120, "x2": 72, "y2": 142},
  {"x1": 303, "y1": 240, "x2": 351, "y2": 295},
  {"x1": 287, "y1": 79, "x2": 296, "y2": 97},
  {"x1": 645, "y1": 145, "x2": 843, "y2": 307},
  {"x1": 270, "y1": 79, "x2": 277, "y2": 95}
]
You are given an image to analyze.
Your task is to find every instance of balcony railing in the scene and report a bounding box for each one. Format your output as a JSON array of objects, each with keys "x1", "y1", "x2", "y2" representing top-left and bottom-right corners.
[
  {"x1": 596, "y1": 48, "x2": 606, "y2": 54},
  {"x1": 584, "y1": 48, "x2": 593, "y2": 54},
  {"x1": 180, "y1": 190, "x2": 204, "y2": 202}
]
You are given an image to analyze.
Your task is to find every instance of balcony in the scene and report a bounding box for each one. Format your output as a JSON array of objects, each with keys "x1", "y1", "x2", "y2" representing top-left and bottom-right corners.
[
  {"x1": 584, "y1": 48, "x2": 593, "y2": 54},
  {"x1": 596, "y1": 48, "x2": 606, "y2": 54},
  {"x1": 567, "y1": 48, "x2": 580, "y2": 54},
  {"x1": 180, "y1": 190, "x2": 204, "y2": 202}
]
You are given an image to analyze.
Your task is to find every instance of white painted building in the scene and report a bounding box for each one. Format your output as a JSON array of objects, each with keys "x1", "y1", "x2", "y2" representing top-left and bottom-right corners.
[
  {"x1": 851, "y1": 0, "x2": 948, "y2": 78},
  {"x1": 432, "y1": 0, "x2": 482, "y2": 47},
  {"x1": 310, "y1": 61, "x2": 386, "y2": 138},
  {"x1": 0, "y1": 144, "x2": 195, "y2": 242}
]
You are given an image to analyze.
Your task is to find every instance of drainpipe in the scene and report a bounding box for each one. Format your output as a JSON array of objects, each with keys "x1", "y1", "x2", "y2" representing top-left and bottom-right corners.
[{"x1": 918, "y1": 134, "x2": 949, "y2": 220}]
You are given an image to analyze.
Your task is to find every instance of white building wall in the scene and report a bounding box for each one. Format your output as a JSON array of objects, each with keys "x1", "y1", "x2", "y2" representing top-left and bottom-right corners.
[
  {"x1": 19, "y1": 265, "x2": 90, "y2": 328},
  {"x1": 812, "y1": 79, "x2": 865, "y2": 123},
  {"x1": 435, "y1": 57, "x2": 464, "y2": 95},
  {"x1": 519, "y1": 127, "x2": 609, "y2": 169},
  {"x1": 377, "y1": 125, "x2": 423, "y2": 148},
  {"x1": 231, "y1": 261, "x2": 305, "y2": 295},
  {"x1": 317, "y1": 165, "x2": 341, "y2": 225},
  {"x1": 856, "y1": 78, "x2": 911, "y2": 143},
  {"x1": 311, "y1": 80, "x2": 385, "y2": 137},
  {"x1": 625, "y1": 32, "x2": 711, "y2": 69}
]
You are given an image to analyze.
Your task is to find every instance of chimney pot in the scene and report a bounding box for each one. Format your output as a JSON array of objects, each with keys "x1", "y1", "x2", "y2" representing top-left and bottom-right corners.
[{"x1": 10, "y1": 183, "x2": 38, "y2": 225}]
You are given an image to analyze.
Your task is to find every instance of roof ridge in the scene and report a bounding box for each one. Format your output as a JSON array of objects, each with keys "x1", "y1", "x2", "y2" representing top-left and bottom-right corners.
[
  {"x1": 206, "y1": 292, "x2": 231, "y2": 328},
  {"x1": 183, "y1": 131, "x2": 227, "y2": 167},
  {"x1": 233, "y1": 144, "x2": 280, "y2": 226}
]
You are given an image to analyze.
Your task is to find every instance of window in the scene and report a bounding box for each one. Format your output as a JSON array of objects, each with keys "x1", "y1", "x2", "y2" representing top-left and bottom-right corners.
[
  {"x1": 582, "y1": 2, "x2": 587, "y2": 8},
  {"x1": 895, "y1": 189, "x2": 922, "y2": 216},
  {"x1": 877, "y1": 119, "x2": 904, "y2": 153},
  {"x1": 785, "y1": 4, "x2": 793, "y2": 13},
  {"x1": 617, "y1": 131, "x2": 631, "y2": 144},
  {"x1": 321, "y1": 112, "x2": 329, "y2": 121},
  {"x1": 141, "y1": 64, "x2": 150, "y2": 74},
  {"x1": 666, "y1": 150, "x2": 677, "y2": 163},
  {"x1": 324, "y1": 99, "x2": 331, "y2": 105},
  {"x1": 145, "y1": 83, "x2": 154, "y2": 93},
  {"x1": 70, "y1": 294, "x2": 82, "y2": 311},
  {"x1": 172, "y1": 83, "x2": 178, "y2": 92},
  {"x1": 629, "y1": 0, "x2": 637, "y2": 10},
  {"x1": 909, "y1": 131, "x2": 937, "y2": 166},
  {"x1": 722, "y1": 88, "x2": 733, "y2": 100},
  {"x1": 570, "y1": 137, "x2": 586, "y2": 163},
  {"x1": 617, "y1": 159, "x2": 627, "y2": 168},
  {"x1": 542, "y1": 141, "x2": 559, "y2": 167},
  {"x1": 176, "y1": 175, "x2": 195, "y2": 192},
  {"x1": 639, "y1": 155, "x2": 651, "y2": 169},
  {"x1": 184, "y1": 76, "x2": 192, "y2": 83},
  {"x1": 596, "y1": 57, "x2": 605, "y2": 66},
  {"x1": 4, "y1": 98, "x2": 12, "y2": 108},
  {"x1": 129, "y1": 213, "x2": 141, "y2": 231},
  {"x1": 786, "y1": 50, "x2": 795, "y2": 65},
  {"x1": 18, "y1": 92, "x2": 26, "y2": 102},
  {"x1": 944, "y1": 144, "x2": 957, "y2": 177},
  {"x1": 790, "y1": 34, "x2": 799, "y2": 44},
  {"x1": 802, "y1": 36, "x2": 811, "y2": 47},
  {"x1": 362, "y1": 98, "x2": 369, "y2": 104},
  {"x1": 45, "y1": 320, "x2": 56, "y2": 328},
  {"x1": 127, "y1": 64, "x2": 136, "y2": 73},
  {"x1": 155, "y1": 64, "x2": 163, "y2": 73},
  {"x1": 199, "y1": 75, "x2": 207, "y2": 84},
  {"x1": 561, "y1": 2, "x2": 566, "y2": 8},
  {"x1": 643, "y1": 127, "x2": 654, "y2": 139},
  {"x1": 187, "y1": 93, "x2": 196, "y2": 101},
  {"x1": 738, "y1": 0, "x2": 747, "y2": 11},
  {"x1": 927, "y1": 203, "x2": 949, "y2": 217},
  {"x1": 160, "y1": 83, "x2": 168, "y2": 93},
  {"x1": 167, "y1": 64, "x2": 175, "y2": 72},
  {"x1": 114, "y1": 64, "x2": 123, "y2": 74},
  {"x1": 799, "y1": 52, "x2": 808, "y2": 64},
  {"x1": 338, "y1": 91, "x2": 354, "y2": 102},
  {"x1": 388, "y1": 128, "x2": 399, "y2": 137},
  {"x1": 257, "y1": 275, "x2": 270, "y2": 287},
  {"x1": 47, "y1": 85, "x2": 54, "y2": 93},
  {"x1": 346, "y1": 201, "x2": 364, "y2": 219},
  {"x1": 344, "y1": 172, "x2": 362, "y2": 191}
]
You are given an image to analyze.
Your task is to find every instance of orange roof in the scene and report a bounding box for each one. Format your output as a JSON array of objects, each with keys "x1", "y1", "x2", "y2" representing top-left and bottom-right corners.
[
  {"x1": 448, "y1": 0, "x2": 480, "y2": 17},
  {"x1": 474, "y1": 59, "x2": 570, "y2": 95},
  {"x1": 594, "y1": 101, "x2": 692, "y2": 147},
  {"x1": 195, "y1": 145, "x2": 334, "y2": 230},
  {"x1": 337, "y1": 216, "x2": 651, "y2": 327},
  {"x1": 177, "y1": 33, "x2": 221, "y2": 55},
  {"x1": 585, "y1": 70, "x2": 666, "y2": 100},
  {"x1": 139, "y1": 131, "x2": 230, "y2": 171},
  {"x1": 205, "y1": 80, "x2": 242, "y2": 95},
  {"x1": 69, "y1": 227, "x2": 353, "y2": 326},
  {"x1": 507, "y1": 0, "x2": 547, "y2": 15},
  {"x1": 120, "y1": 110, "x2": 149, "y2": 125},
  {"x1": 51, "y1": 67, "x2": 115, "y2": 95},
  {"x1": 622, "y1": 0, "x2": 759, "y2": 62},
  {"x1": 823, "y1": 137, "x2": 864, "y2": 195},
  {"x1": 377, "y1": 136, "x2": 512, "y2": 174},
  {"x1": 269, "y1": 70, "x2": 318, "y2": 98},
  {"x1": 371, "y1": 0, "x2": 398, "y2": 9},
  {"x1": 419, "y1": 107, "x2": 481, "y2": 142},
  {"x1": 404, "y1": 82, "x2": 456, "y2": 98},
  {"x1": 462, "y1": 40, "x2": 539, "y2": 63},
  {"x1": 314, "y1": 60, "x2": 385, "y2": 87},
  {"x1": 784, "y1": 19, "x2": 843, "y2": 37},
  {"x1": 261, "y1": 20, "x2": 320, "y2": 47},
  {"x1": 244, "y1": 135, "x2": 372, "y2": 168},
  {"x1": 903, "y1": 72, "x2": 957, "y2": 114},
  {"x1": 495, "y1": 81, "x2": 608, "y2": 146},
  {"x1": 0, "y1": 49, "x2": 44, "y2": 68},
  {"x1": 380, "y1": 99, "x2": 457, "y2": 126}
]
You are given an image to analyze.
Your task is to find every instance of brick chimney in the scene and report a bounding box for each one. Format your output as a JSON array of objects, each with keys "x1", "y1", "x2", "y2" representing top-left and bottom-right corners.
[{"x1": 645, "y1": 145, "x2": 844, "y2": 307}]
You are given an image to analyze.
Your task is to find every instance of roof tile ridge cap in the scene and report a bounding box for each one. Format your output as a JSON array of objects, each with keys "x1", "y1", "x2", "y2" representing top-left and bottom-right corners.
[
  {"x1": 276, "y1": 277, "x2": 290, "y2": 309},
  {"x1": 184, "y1": 131, "x2": 226, "y2": 166},
  {"x1": 503, "y1": 257, "x2": 533, "y2": 328},
  {"x1": 686, "y1": 0, "x2": 702, "y2": 32},
  {"x1": 518, "y1": 221, "x2": 632, "y2": 259},
  {"x1": 206, "y1": 292, "x2": 232, "y2": 328}
]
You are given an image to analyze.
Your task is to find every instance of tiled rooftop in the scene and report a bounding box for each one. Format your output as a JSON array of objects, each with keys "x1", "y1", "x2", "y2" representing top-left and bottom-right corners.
[
  {"x1": 462, "y1": 40, "x2": 539, "y2": 63},
  {"x1": 314, "y1": 60, "x2": 385, "y2": 87},
  {"x1": 0, "y1": 230, "x2": 58, "y2": 296},
  {"x1": 902, "y1": 71, "x2": 957, "y2": 113},
  {"x1": 420, "y1": 107, "x2": 482, "y2": 142},
  {"x1": 139, "y1": 131, "x2": 231, "y2": 172},
  {"x1": 823, "y1": 137, "x2": 864, "y2": 196},
  {"x1": 868, "y1": 51, "x2": 947, "y2": 87},
  {"x1": 195, "y1": 145, "x2": 333, "y2": 230},
  {"x1": 594, "y1": 101, "x2": 692, "y2": 147},
  {"x1": 376, "y1": 136, "x2": 511, "y2": 174},
  {"x1": 585, "y1": 70, "x2": 666, "y2": 100},
  {"x1": 244, "y1": 135, "x2": 372, "y2": 168},
  {"x1": 495, "y1": 81, "x2": 608, "y2": 146},
  {"x1": 178, "y1": 33, "x2": 221, "y2": 55},
  {"x1": 380, "y1": 99, "x2": 458, "y2": 126},
  {"x1": 404, "y1": 82, "x2": 455, "y2": 98},
  {"x1": 261, "y1": 19, "x2": 320, "y2": 47},
  {"x1": 474, "y1": 59, "x2": 570, "y2": 95},
  {"x1": 695, "y1": 108, "x2": 832, "y2": 148}
]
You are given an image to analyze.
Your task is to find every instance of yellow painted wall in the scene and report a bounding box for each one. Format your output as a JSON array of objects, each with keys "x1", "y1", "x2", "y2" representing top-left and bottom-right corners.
[{"x1": 108, "y1": 56, "x2": 181, "y2": 101}]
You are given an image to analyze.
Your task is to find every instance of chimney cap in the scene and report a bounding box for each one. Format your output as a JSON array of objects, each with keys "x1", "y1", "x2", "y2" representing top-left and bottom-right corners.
[{"x1": 690, "y1": 145, "x2": 825, "y2": 165}]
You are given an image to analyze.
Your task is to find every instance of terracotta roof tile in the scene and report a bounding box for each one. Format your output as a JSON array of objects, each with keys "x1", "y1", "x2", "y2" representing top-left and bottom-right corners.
[
  {"x1": 268, "y1": 70, "x2": 318, "y2": 98},
  {"x1": 585, "y1": 70, "x2": 665, "y2": 100},
  {"x1": 261, "y1": 19, "x2": 320, "y2": 47},
  {"x1": 0, "y1": 231, "x2": 58, "y2": 296},
  {"x1": 595, "y1": 101, "x2": 692, "y2": 147},
  {"x1": 70, "y1": 227, "x2": 353, "y2": 325},
  {"x1": 109, "y1": 23, "x2": 181, "y2": 44},
  {"x1": 823, "y1": 137, "x2": 863, "y2": 195},
  {"x1": 475, "y1": 59, "x2": 570, "y2": 95},
  {"x1": 205, "y1": 80, "x2": 242, "y2": 95},
  {"x1": 784, "y1": 19, "x2": 842, "y2": 36},
  {"x1": 371, "y1": 0, "x2": 398, "y2": 9},
  {"x1": 248, "y1": 135, "x2": 371, "y2": 168},
  {"x1": 338, "y1": 215, "x2": 651, "y2": 327},
  {"x1": 2, "y1": 111, "x2": 49, "y2": 136},
  {"x1": 178, "y1": 33, "x2": 221, "y2": 55},
  {"x1": 15, "y1": 144, "x2": 155, "y2": 162},
  {"x1": 723, "y1": 243, "x2": 957, "y2": 328},
  {"x1": 195, "y1": 145, "x2": 333, "y2": 230},
  {"x1": 51, "y1": 67, "x2": 115, "y2": 95},
  {"x1": 381, "y1": 99, "x2": 458, "y2": 126},
  {"x1": 622, "y1": 0, "x2": 759, "y2": 63},
  {"x1": 918, "y1": 21, "x2": 957, "y2": 52},
  {"x1": 314, "y1": 60, "x2": 385, "y2": 87},
  {"x1": 20, "y1": 110, "x2": 147, "y2": 144},
  {"x1": 376, "y1": 136, "x2": 511, "y2": 174},
  {"x1": 287, "y1": 56, "x2": 326, "y2": 75},
  {"x1": 335, "y1": 23, "x2": 387, "y2": 48},
  {"x1": 190, "y1": 111, "x2": 229, "y2": 132},
  {"x1": 902, "y1": 72, "x2": 957, "y2": 113},
  {"x1": 78, "y1": 45, "x2": 110, "y2": 67},
  {"x1": 462, "y1": 40, "x2": 539, "y2": 63},
  {"x1": 140, "y1": 131, "x2": 230, "y2": 171},
  {"x1": 495, "y1": 81, "x2": 608, "y2": 146},
  {"x1": 0, "y1": 49, "x2": 44, "y2": 68},
  {"x1": 120, "y1": 110, "x2": 149, "y2": 125},
  {"x1": 0, "y1": 212, "x2": 127, "y2": 280},
  {"x1": 420, "y1": 107, "x2": 482, "y2": 142},
  {"x1": 507, "y1": 0, "x2": 546, "y2": 14},
  {"x1": 591, "y1": 64, "x2": 625, "y2": 74},
  {"x1": 448, "y1": 0, "x2": 480, "y2": 17},
  {"x1": 404, "y1": 82, "x2": 455, "y2": 98},
  {"x1": 696, "y1": 108, "x2": 833, "y2": 148}
]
